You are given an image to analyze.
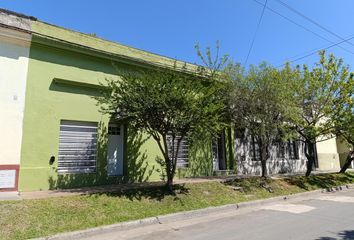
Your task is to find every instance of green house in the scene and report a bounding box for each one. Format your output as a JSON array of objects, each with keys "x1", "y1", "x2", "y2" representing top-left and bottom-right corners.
[
  {"x1": 0, "y1": 9, "x2": 235, "y2": 192},
  {"x1": 0, "y1": 9, "x2": 348, "y2": 193}
]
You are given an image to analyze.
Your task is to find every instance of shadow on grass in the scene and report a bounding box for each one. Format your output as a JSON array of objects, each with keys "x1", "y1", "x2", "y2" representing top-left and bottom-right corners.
[
  {"x1": 283, "y1": 173, "x2": 354, "y2": 191},
  {"x1": 222, "y1": 172, "x2": 354, "y2": 193},
  {"x1": 223, "y1": 176, "x2": 273, "y2": 192},
  {"x1": 91, "y1": 184, "x2": 190, "y2": 202},
  {"x1": 316, "y1": 230, "x2": 354, "y2": 240}
]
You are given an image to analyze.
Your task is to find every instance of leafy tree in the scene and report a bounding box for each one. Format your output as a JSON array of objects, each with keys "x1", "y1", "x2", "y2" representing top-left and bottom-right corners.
[
  {"x1": 95, "y1": 63, "x2": 227, "y2": 189},
  {"x1": 226, "y1": 62, "x2": 293, "y2": 177},
  {"x1": 332, "y1": 82, "x2": 354, "y2": 173},
  {"x1": 287, "y1": 51, "x2": 354, "y2": 176}
]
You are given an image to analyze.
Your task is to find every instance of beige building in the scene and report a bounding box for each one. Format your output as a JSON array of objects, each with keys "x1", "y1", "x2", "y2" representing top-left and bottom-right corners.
[
  {"x1": 336, "y1": 137, "x2": 353, "y2": 169},
  {"x1": 316, "y1": 136, "x2": 352, "y2": 171}
]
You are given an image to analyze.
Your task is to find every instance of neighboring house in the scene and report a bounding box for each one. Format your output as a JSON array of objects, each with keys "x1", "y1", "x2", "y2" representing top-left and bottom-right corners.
[
  {"x1": 235, "y1": 133, "x2": 349, "y2": 175},
  {"x1": 0, "y1": 9, "x2": 349, "y2": 192},
  {"x1": 0, "y1": 10, "x2": 32, "y2": 191},
  {"x1": 316, "y1": 137, "x2": 341, "y2": 171},
  {"x1": 336, "y1": 137, "x2": 354, "y2": 169},
  {"x1": 235, "y1": 130, "x2": 307, "y2": 175}
]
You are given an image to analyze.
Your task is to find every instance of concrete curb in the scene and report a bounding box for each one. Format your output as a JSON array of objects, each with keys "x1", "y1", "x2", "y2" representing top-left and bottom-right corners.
[{"x1": 33, "y1": 184, "x2": 354, "y2": 240}]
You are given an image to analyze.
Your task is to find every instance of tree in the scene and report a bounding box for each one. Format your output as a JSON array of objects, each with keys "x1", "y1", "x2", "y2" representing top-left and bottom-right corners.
[
  {"x1": 332, "y1": 83, "x2": 354, "y2": 173},
  {"x1": 337, "y1": 115, "x2": 354, "y2": 173},
  {"x1": 95, "y1": 63, "x2": 227, "y2": 189},
  {"x1": 226, "y1": 62, "x2": 293, "y2": 177},
  {"x1": 286, "y1": 51, "x2": 354, "y2": 176}
]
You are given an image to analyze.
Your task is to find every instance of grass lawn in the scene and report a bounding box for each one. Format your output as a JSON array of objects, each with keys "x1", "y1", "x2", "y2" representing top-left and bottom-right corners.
[{"x1": 1, "y1": 172, "x2": 354, "y2": 239}]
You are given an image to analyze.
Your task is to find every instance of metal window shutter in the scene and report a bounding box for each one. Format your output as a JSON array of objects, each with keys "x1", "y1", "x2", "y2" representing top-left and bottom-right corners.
[
  {"x1": 166, "y1": 135, "x2": 189, "y2": 168},
  {"x1": 58, "y1": 120, "x2": 98, "y2": 174}
]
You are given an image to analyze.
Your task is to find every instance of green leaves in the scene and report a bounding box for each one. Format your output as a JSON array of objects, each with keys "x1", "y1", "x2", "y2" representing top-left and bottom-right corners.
[
  {"x1": 95, "y1": 62, "x2": 227, "y2": 185},
  {"x1": 226, "y1": 51, "x2": 354, "y2": 176},
  {"x1": 289, "y1": 51, "x2": 354, "y2": 143},
  {"x1": 228, "y1": 62, "x2": 292, "y2": 142}
]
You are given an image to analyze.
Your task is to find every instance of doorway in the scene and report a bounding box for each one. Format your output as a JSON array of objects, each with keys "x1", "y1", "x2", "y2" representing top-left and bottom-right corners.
[
  {"x1": 107, "y1": 124, "x2": 124, "y2": 176},
  {"x1": 212, "y1": 132, "x2": 226, "y2": 171}
]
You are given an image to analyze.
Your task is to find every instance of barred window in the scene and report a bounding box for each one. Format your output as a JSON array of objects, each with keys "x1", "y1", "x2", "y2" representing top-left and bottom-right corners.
[
  {"x1": 250, "y1": 136, "x2": 261, "y2": 161},
  {"x1": 277, "y1": 142, "x2": 286, "y2": 158},
  {"x1": 288, "y1": 140, "x2": 299, "y2": 159},
  {"x1": 166, "y1": 134, "x2": 189, "y2": 168},
  {"x1": 58, "y1": 120, "x2": 98, "y2": 174}
]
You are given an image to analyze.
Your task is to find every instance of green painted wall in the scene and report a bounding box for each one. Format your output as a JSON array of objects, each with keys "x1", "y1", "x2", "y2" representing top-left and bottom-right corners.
[
  {"x1": 19, "y1": 37, "x2": 216, "y2": 191},
  {"x1": 31, "y1": 21, "x2": 197, "y2": 73}
]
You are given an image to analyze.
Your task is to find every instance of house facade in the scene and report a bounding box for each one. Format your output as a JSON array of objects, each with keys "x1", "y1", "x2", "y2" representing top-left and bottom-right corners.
[
  {"x1": 0, "y1": 10, "x2": 32, "y2": 191},
  {"x1": 0, "y1": 9, "x2": 351, "y2": 192}
]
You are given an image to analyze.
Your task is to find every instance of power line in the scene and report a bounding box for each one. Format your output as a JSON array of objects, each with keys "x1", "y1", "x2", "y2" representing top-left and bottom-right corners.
[
  {"x1": 244, "y1": 0, "x2": 268, "y2": 66},
  {"x1": 252, "y1": 0, "x2": 354, "y2": 55},
  {"x1": 276, "y1": 0, "x2": 354, "y2": 47},
  {"x1": 276, "y1": 34, "x2": 354, "y2": 68}
]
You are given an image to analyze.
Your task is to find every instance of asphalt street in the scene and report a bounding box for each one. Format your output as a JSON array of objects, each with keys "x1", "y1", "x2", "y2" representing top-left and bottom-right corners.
[{"x1": 79, "y1": 189, "x2": 354, "y2": 240}]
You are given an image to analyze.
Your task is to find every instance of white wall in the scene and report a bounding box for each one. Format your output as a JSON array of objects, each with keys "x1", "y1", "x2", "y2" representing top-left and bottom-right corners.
[
  {"x1": 235, "y1": 134, "x2": 307, "y2": 175},
  {"x1": 0, "y1": 27, "x2": 31, "y2": 165}
]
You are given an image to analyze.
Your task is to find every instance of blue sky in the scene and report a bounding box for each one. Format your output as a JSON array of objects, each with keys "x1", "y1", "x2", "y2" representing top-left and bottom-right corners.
[{"x1": 2, "y1": 0, "x2": 354, "y2": 68}]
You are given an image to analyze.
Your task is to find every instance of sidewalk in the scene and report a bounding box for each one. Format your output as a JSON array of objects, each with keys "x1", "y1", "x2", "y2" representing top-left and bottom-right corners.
[
  {"x1": 19, "y1": 177, "x2": 226, "y2": 200},
  {"x1": 0, "y1": 191, "x2": 21, "y2": 201}
]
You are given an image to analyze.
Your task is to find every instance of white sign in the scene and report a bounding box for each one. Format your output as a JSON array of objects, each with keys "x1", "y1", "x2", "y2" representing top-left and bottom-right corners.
[{"x1": 0, "y1": 170, "x2": 16, "y2": 189}]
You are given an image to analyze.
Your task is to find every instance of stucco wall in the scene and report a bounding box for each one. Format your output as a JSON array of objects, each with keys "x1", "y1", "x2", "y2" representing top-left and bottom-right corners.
[
  {"x1": 235, "y1": 133, "x2": 307, "y2": 175},
  {"x1": 316, "y1": 137, "x2": 340, "y2": 171},
  {"x1": 0, "y1": 27, "x2": 30, "y2": 166},
  {"x1": 19, "y1": 38, "x2": 214, "y2": 191},
  {"x1": 336, "y1": 137, "x2": 353, "y2": 168}
]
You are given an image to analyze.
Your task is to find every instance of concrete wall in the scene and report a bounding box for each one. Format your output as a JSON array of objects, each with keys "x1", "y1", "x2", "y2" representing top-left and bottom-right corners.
[{"x1": 0, "y1": 25, "x2": 31, "y2": 191}]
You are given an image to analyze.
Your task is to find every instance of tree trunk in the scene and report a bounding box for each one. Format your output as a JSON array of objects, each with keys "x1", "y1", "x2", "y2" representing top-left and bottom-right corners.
[
  {"x1": 166, "y1": 173, "x2": 174, "y2": 190},
  {"x1": 339, "y1": 151, "x2": 354, "y2": 173},
  {"x1": 261, "y1": 147, "x2": 267, "y2": 177},
  {"x1": 259, "y1": 139, "x2": 268, "y2": 177},
  {"x1": 305, "y1": 140, "x2": 315, "y2": 177}
]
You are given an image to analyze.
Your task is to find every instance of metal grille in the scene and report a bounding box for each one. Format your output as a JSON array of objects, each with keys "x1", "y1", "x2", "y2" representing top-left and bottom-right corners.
[
  {"x1": 250, "y1": 136, "x2": 261, "y2": 161},
  {"x1": 288, "y1": 140, "x2": 299, "y2": 159},
  {"x1": 166, "y1": 135, "x2": 189, "y2": 168},
  {"x1": 58, "y1": 120, "x2": 98, "y2": 174}
]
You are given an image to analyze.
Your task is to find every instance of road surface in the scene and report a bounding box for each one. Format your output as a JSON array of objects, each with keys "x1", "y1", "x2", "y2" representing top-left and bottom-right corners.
[{"x1": 79, "y1": 189, "x2": 354, "y2": 240}]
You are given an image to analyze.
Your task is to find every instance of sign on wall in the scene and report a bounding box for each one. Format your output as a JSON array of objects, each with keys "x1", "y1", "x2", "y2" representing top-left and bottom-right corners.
[{"x1": 0, "y1": 170, "x2": 16, "y2": 189}]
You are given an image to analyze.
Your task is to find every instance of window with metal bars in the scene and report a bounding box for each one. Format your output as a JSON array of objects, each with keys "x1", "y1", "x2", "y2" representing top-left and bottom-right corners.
[
  {"x1": 166, "y1": 134, "x2": 189, "y2": 168},
  {"x1": 277, "y1": 141, "x2": 286, "y2": 159},
  {"x1": 277, "y1": 140, "x2": 299, "y2": 159},
  {"x1": 288, "y1": 140, "x2": 299, "y2": 159},
  {"x1": 250, "y1": 136, "x2": 261, "y2": 161},
  {"x1": 58, "y1": 120, "x2": 98, "y2": 174}
]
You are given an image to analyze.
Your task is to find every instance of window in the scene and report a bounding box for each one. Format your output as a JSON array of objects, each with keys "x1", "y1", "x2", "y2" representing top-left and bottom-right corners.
[
  {"x1": 166, "y1": 134, "x2": 189, "y2": 168},
  {"x1": 250, "y1": 136, "x2": 261, "y2": 161},
  {"x1": 288, "y1": 140, "x2": 299, "y2": 159},
  {"x1": 58, "y1": 120, "x2": 98, "y2": 174},
  {"x1": 108, "y1": 125, "x2": 120, "y2": 135},
  {"x1": 277, "y1": 140, "x2": 299, "y2": 159},
  {"x1": 277, "y1": 142, "x2": 286, "y2": 158}
]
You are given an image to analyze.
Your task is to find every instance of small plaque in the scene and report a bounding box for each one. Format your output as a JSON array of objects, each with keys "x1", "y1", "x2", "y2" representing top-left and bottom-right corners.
[{"x1": 0, "y1": 170, "x2": 16, "y2": 189}]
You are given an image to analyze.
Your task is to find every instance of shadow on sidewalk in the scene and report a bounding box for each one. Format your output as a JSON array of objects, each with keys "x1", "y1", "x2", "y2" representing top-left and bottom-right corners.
[{"x1": 316, "y1": 230, "x2": 354, "y2": 240}]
